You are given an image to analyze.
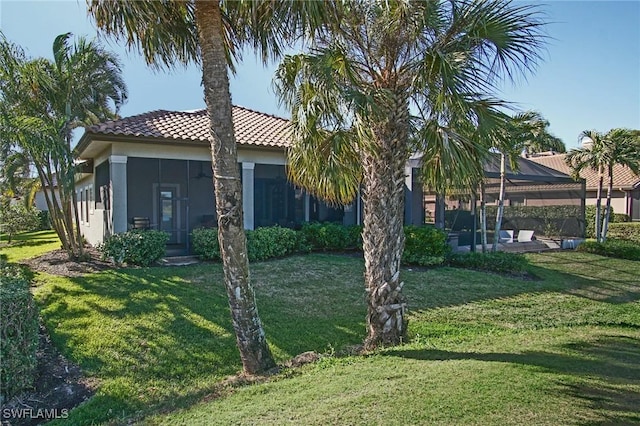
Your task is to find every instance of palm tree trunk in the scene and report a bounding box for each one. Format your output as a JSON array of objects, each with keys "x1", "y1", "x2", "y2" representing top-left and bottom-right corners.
[
  {"x1": 362, "y1": 103, "x2": 408, "y2": 350},
  {"x1": 601, "y1": 165, "x2": 614, "y2": 243},
  {"x1": 480, "y1": 182, "x2": 487, "y2": 253},
  {"x1": 595, "y1": 166, "x2": 604, "y2": 242},
  {"x1": 194, "y1": 0, "x2": 275, "y2": 375},
  {"x1": 492, "y1": 153, "x2": 506, "y2": 252}
]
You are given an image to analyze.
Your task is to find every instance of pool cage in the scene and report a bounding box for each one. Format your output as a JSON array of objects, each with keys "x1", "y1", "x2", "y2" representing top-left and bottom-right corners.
[{"x1": 424, "y1": 155, "x2": 586, "y2": 248}]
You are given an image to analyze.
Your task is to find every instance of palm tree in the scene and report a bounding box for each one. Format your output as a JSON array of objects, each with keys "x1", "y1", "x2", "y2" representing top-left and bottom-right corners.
[
  {"x1": 567, "y1": 128, "x2": 640, "y2": 242},
  {"x1": 490, "y1": 111, "x2": 565, "y2": 251},
  {"x1": 88, "y1": 0, "x2": 337, "y2": 374},
  {"x1": 275, "y1": 0, "x2": 546, "y2": 348},
  {"x1": 0, "y1": 32, "x2": 127, "y2": 259}
]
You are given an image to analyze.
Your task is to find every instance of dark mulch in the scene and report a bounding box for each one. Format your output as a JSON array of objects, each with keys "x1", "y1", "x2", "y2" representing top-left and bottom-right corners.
[
  {"x1": 1, "y1": 324, "x2": 97, "y2": 426},
  {"x1": 19, "y1": 247, "x2": 113, "y2": 277}
]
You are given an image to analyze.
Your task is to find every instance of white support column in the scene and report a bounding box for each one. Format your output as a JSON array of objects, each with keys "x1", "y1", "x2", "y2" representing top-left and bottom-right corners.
[
  {"x1": 109, "y1": 155, "x2": 128, "y2": 234},
  {"x1": 304, "y1": 193, "x2": 310, "y2": 222},
  {"x1": 242, "y1": 162, "x2": 255, "y2": 230}
]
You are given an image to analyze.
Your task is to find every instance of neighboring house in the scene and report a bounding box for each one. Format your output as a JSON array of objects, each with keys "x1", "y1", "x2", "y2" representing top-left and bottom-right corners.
[
  {"x1": 74, "y1": 106, "x2": 423, "y2": 254},
  {"x1": 529, "y1": 153, "x2": 640, "y2": 221}
]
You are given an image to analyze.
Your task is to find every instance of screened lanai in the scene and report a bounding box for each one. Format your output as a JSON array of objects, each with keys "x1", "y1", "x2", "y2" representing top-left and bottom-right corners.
[{"x1": 424, "y1": 154, "x2": 586, "y2": 247}]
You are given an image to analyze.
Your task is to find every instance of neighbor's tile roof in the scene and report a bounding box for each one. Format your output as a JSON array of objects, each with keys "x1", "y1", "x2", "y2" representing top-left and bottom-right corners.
[
  {"x1": 84, "y1": 105, "x2": 292, "y2": 148},
  {"x1": 528, "y1": 154, "x2": 640, "y2": 190}
]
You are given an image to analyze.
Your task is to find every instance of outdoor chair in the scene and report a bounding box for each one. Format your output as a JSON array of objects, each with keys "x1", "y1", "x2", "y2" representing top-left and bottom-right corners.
[
  {"x1": 517, "y1": 230, "x2": 534, "y2": 243},
  {"x1": 498, "y1": 230, "x2": 514, "y2": 243}
]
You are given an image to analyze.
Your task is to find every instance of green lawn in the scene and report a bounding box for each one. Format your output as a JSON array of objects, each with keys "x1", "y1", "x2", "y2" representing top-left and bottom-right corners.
[
  {"x1": 0, "y1": 229, "x2": 61, "y2": 262},
  {"x1": 4, "y1": 231, "x2": 638, "y2": 425}
]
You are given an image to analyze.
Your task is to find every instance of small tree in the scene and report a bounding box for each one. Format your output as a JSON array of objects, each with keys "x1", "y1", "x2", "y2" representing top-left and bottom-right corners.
[
  {"x1": 0, "y1": 204, "x2": 40, "y2": 242},
  {"x1": 0, "y1": 32, "x2": 127, "y2": 259}
]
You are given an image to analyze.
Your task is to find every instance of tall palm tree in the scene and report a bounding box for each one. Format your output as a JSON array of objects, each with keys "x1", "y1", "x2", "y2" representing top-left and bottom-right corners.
[
  {"x1": 0, "y1": 32, "x2": 127, "y2": 259},
  {"x1": 490, "y1": 111, "x2": 565, "y2": 251},
  {"x1": 275, "y1": 0, "x2": 546, "y2": 348},
  {"x1": 567, "y1": 128, "x2": 640, "y2": 242},
  {"x1": 88, "y1": 0, "x2": 336, "y2": 374}
]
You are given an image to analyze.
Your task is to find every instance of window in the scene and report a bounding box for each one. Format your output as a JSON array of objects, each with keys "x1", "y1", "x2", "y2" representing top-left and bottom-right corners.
[
  {"x1": 85, "y1": 188, "x2": 89, "y2": 224},
  {"x1": 89, "y1": 185, "x2": 94, "y2": 214},
  {"x1": 80, "y1": 190, "x2": 85, "y2": 222}
]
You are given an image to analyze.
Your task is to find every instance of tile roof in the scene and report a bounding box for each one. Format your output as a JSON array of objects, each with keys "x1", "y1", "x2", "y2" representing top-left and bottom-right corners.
[
  {"x1": 82, "y1": 105, "x2": 292, "y2": 148},
  {"x1": 528, "y1": 154, "x2": 640, "y2": 190}
]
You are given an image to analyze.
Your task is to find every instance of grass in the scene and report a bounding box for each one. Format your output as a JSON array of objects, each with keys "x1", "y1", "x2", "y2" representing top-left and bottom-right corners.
[
  {"x1": 3, "y1": 231, "x2": 639, "y2": 424},
  {"x1": 0, "y1": 229, "x2": 61, "y2": 262}
]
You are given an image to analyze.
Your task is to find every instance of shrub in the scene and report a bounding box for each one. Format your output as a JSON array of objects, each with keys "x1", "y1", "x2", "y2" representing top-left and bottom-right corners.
[
  {"x1": 299, "y1": 222, "x2": 362, "y2": 251},
  {"x1": 98, "y1": 230, "x2": 169, "y2": 266},
  {"x1": 0, "y1": 261, "x2": 38, "y2": 401},
  {"x1": 607, "y1": 222, "x2": 640, "y2": 244},
  {"x1": 191, "y1": 228, "x2": 221, "y2": 261},
  {"x1": 192, "y1": 226, "x2": 305, "y2": 262},
  {"x1": 446, "y1": 251, "x2": 529, "y2": 274},
  {"x1": 37, "y1": 210, "x2": 51, "y2": 230},
  {"x1": 0, "y1": 205, "x2": 41, "y2": 242},
  {"x1": 246, "y1": 226, "x2": 300, "y2": 261},
  {"x1": 584, "y1": 206, "x2": 628, "y2": 238},
  {"x1": 402, "y1": 226, "x2": 450, "y2": 266},
  {"x1": 577, "y1": 239, "x2": 640, "y2": 261}
]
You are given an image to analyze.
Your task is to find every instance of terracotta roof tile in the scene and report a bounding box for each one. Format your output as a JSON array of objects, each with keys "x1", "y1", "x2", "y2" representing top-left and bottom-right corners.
[
  {"x1": 85, "y1": 105, "x2": 291, "y2": 148},
  {"x1": 528, "y1": 154, "x2": 640, "y2": 190}
]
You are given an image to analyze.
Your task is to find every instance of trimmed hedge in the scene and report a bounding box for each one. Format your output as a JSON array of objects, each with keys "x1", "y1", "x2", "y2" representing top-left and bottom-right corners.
[
  {"x1": 299, "y1": 222, "x2": 362, "y2": 251},
  {"x1": 246, "y1": 226, "x2": 301, "y2": 261},
  {"x1": 402, "y1": 225, "x2": 450, "y2": 266},
  {"x1": 607, "y1": 222, "x2": 640, "y2": 244},
  {"x1": 446, "y1": 251, "x2": 529, "y2": 274},
  {"x1": 98, "y1": 230, "x2": 169, "y2": 266},
  {"x1": 577, "y1": 239, "x2": 640, "y2": 261},
  {"x1": 0, "y1": 256, "x2": 38, "y2": 401},
  {"x1": 192, "y1": 226, "x2": 304, "y2": 262},
  {"x1": 192, "y1": 223, "x2": 450, "y2": 267}
]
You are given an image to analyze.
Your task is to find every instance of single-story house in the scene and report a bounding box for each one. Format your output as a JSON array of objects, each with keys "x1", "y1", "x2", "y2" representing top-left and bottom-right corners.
[
  {"x1": 528, "y1": 153, "x2": 640, "y2": 221},
  {"x1": 73, "y1": 106, "x2": 424, "y2": 254}
]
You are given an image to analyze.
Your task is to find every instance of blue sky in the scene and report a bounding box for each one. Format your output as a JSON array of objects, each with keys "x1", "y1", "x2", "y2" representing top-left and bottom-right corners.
[{"x1": 1, "y1": 0, "x2": 638, "y2": 149}]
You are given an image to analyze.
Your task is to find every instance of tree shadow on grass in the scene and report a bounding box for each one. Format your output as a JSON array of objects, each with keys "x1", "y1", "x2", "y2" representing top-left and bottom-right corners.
[
  {"x1": 36, "y1": 266, "x2": 244, "y2": 423},
  {"x1": 384, "y1": 334, "x2": 640, "y2": 425}
]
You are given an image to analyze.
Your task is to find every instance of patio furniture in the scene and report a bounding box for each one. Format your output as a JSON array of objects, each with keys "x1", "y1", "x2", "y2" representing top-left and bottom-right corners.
[
  {"x1": 498, "y1": 230, "x2": 514, "y2": 243},
  {"x1": 517, "y1": 230, "x2": 534, "y2": 242}
]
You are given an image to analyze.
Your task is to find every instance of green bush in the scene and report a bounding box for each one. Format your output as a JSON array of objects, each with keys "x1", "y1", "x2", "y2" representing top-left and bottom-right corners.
[
  {"x1": 585, "y1": 205, "x2": 618, "y2": 239},
  {"x1": 446, "y1": 251, "x2": 529, "y2": 274},
  {"x1": 98, "y1": 230, "x2": 169, "y2": 266},
  {"x1": 37, "y1": 210, "x2": 51, "y2": 230},
  {"x1": 607, "y1": 222, "x2": 640, "y2": 244},
  {"x1": 0, "y1": 205, "x2": 42, "y2": 242},
  {"x1": 246, "y1": 226, "x2": 300, "y2": 261},
  {"x1": 0, "y1": 262, "x2": 38, "y2": 401},
  {"x1": 402, "y1": 226, "x2": 450, "y2": 266},
  {"x1": 192, "y1": 226, "x2": 305, "y2": 262},
  {"x1": 577, "y1": 239, "x2": 640, "y2": 261},
  {"x1": 299, "y1": 222, "x2": 362, "y2": 251},
  {"x1": 191, "y1": 228, "x2": 221, "y2": 261}
]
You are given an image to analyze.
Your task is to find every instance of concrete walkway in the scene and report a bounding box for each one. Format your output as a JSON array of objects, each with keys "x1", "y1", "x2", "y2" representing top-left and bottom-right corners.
[{"x1": 456, "y1": 238, "x2": 561, "y2": 254}]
